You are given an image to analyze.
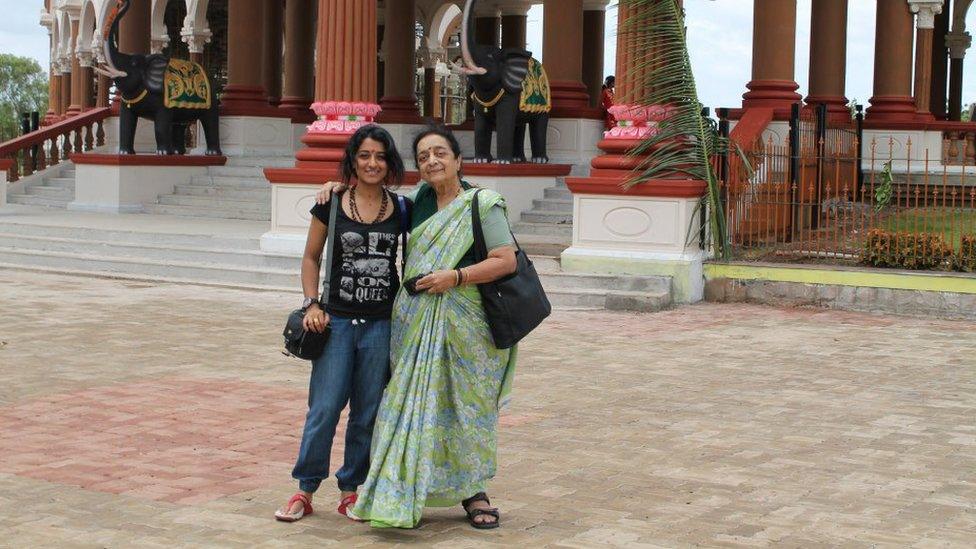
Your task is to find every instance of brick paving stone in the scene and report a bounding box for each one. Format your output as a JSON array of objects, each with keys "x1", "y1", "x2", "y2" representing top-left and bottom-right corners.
[{"x1": 1, "y1": 269, "x2": 975, "y2": 546}]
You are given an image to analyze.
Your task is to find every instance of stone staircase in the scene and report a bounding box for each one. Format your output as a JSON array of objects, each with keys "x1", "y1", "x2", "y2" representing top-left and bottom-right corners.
[
  {"x1": 5, "y1": 167, "x2": 76, "y2": 208},
  {"x1": 1, "y1": 163, "x2": 675, "y2": 312},
  {"x1": 511, "y1": 177, "x2": 574, "y2": 257},
  {"x1": 0, "y1": 212, "x2": 671, "y2": 312},
  {"x1": 142, "y1": 156, "x2": 294, "y2": 221}
]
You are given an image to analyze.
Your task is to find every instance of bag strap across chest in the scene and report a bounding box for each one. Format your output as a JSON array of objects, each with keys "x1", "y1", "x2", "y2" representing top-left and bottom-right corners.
[{"x1": 319, "y1": 197, "x2": 339, "y2": 306}]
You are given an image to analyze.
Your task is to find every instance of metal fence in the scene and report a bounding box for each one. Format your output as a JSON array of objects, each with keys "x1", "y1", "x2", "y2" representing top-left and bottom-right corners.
[{"x1": 721, "y1": 106, "x2": 976, "y2": 272}]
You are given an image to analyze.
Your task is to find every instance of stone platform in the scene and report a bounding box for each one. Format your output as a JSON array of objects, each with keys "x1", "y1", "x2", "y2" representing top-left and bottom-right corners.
[{"x1": 1, "y1": 270, "x2": 974, "y2": 546}]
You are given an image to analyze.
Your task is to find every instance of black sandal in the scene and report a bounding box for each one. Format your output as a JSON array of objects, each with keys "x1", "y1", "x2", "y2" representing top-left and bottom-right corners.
[{"x1": 462, "y1": 492, "x2": 500, "y2": 529}]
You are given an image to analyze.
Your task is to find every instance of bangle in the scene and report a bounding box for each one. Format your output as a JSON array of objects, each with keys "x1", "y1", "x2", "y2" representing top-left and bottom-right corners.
[
  {"x1": 454, "y1": 268, "x2": 462, "y2": 287},
  {"x1": 461, "y1": 268, "x2": 468, "y2": 285}
]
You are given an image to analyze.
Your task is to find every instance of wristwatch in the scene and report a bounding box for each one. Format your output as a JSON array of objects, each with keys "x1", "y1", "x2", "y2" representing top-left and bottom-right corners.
[{"x1": 301, "y1": 297, "x2": 319, "y2": 310}]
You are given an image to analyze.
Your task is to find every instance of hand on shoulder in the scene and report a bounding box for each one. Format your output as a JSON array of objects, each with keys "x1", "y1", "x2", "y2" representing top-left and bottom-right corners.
[{"x1": 316, "y1": 181, "x2": 347, "y2": 204}]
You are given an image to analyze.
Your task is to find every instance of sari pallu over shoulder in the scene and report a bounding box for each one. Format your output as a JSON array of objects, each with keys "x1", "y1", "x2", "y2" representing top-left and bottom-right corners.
[{"x1": 351, "y1": 188, "x2": 518, "y2": 529}]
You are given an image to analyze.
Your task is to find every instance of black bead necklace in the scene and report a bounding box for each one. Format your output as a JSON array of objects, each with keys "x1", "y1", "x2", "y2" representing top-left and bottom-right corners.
[{"x1": 349, "y1": 186, "x2": 389, "y2": 224}]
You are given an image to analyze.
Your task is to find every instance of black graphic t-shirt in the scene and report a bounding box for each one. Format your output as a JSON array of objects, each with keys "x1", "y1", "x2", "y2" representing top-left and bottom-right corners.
[{"x1": 310, "y1": 192, "x2": 405, "y2": 319}]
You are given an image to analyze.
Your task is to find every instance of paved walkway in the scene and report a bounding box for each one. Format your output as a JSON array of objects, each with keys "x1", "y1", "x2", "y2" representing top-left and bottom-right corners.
[{"x1": 1, "y1": 269, "x2": 974, "y2": 547}]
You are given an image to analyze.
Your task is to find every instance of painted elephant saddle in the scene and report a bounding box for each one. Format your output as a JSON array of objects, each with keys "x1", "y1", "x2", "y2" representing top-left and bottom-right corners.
[
  {"x1": 163, "y1": 59, "x2": 212, "y2": 110},
  {"x1": 520, "y1": 58, "x2": 551, "y2": 114}
]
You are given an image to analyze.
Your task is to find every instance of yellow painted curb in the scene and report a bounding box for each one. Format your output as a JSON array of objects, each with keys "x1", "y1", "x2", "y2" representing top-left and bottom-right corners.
[{"x1": 705, "y1": 263, "x2": 976, "y2": 295}]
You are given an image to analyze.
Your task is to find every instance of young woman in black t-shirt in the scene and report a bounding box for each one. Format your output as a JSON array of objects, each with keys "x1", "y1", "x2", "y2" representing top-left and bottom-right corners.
[{"x1": 275, "y1": 125, "x2": 408, "y2": 523}]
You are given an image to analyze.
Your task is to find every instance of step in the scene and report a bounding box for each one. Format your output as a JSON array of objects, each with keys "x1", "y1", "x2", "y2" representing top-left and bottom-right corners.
[
  {"x1": 515, "y1": 235, "x2": 571, "y2": 257},
  {"x1": 528, "y1": 255, "x2": 560, "y2": 272},
  {"x1": 0, "y1": 246, "x2": 668, "y2": 312},
  {"x1": 224, "y1": 156, "x2": 295, "y2": 168},
  {"x1": 173, "y1": 185, "x2": 271, "y2": 200},
  {"x1": 0, "y1": 232, "x2": 301, "y2": 271},
  {"x1": 206, "y1": 165, "x2": 273, "y2": 178},
  {"x1": 538, "y1": 271, "x2": 672, "y2": 294},
  {"x1": 0, "y1": 222, "x2": 259, "y2": 249},
  {"x1": 189, "y1": 175, "x2": 271, "y2": 189},
  {"x1": 543, "y1": 187, "x2": 573, "y2": 200},
  {"x1": 62, "y1": 169, "x2": 76, "y2": 177},
  {"x1": 46, "y1": 177, "x2": 76, "y2": 188},
  {"x1": 156, "y1": 194, "x2": 270, "y2": 210},
  {"x1": 542, "y1": 287, "x2": 671, "y2": 312},
  {"x1": 531, "y1": 198, "x2": 573, "y2": 212},
  {"x1": 519, "y1": 210, "x2": 574, "y2": 224},
  {"x1": 0, "y1": 246, "x2": 300, "y2": 289},
  {"x1": 6, "y1": 194, "x2": 72, "y2": 208},
  {"x1": 27, "y1": 186, "x2": 74, "y2": 197},
  {"x1": 142, "y1": 204, "x2": 272, "y2": 221},
  {"x1": 511, "y1": 221, "x2": 573, "y2": 238},
  {"x1": 606, "y1": 289, "x2": 672, "y2": 313}
]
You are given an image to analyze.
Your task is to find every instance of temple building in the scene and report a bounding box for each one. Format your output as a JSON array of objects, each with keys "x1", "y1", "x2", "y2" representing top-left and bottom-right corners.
[{"x1": 1, "y1": 0, "x2": 974, "y2": 307}]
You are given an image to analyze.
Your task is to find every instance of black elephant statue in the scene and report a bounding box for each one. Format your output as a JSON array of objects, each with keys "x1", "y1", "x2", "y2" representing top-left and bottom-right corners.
[
  {"x1": 460, "y1": 0, "x2": 550, "y2": 164},
  {"x1": 96, "y1": 0, "x2": 220, "y2": 155}
]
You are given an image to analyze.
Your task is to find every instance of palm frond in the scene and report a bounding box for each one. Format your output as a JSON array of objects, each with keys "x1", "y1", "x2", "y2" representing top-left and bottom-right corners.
[{"x1": 617, "y1": 0, "x2": 730, "y2": 259}]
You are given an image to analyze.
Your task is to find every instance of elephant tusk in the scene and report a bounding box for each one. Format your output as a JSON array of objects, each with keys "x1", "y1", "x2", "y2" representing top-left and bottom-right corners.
[
  {"x1": 95, "y1": 65, "x2": 127, "y2": 79},
  {"x1": 460, "y1": 0, "x2": 489, "y2": 76}
]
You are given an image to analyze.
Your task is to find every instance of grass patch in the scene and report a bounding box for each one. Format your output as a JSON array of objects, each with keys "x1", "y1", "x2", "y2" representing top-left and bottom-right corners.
[{"x1": 882, "y1": 208, "x2": 976, "y2": 249}]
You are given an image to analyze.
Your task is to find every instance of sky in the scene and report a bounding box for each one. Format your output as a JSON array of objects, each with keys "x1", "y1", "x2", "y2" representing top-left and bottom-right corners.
[{"x1": 1, "y1": 1, "x2": 973, "y2": 112}]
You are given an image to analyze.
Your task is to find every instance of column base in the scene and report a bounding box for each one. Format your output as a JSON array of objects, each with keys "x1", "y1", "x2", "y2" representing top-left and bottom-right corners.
[
  {"x1": 218, "y1": 115, "x2": 296, "y2": 156},
  {"x1": 742, "y1": 79, "x2": 802, "y2": 114},
  {"x1": 41, "y1": 110, "x2": 58, "y2": 126},
  {"x1": 549, "y1": 80, "x2": 602, "y2": 119},
  {"x1": 803, "y1": 94, "x2": 851, "y2": 119},
  {"x1": 67, "y1": 153, "x2": 225, "y2": 213},
  {"x1": 220, "y1": 85, "x2": 281, "y2": 117},
  {"x1": 278, "y1": 97, "x2": 315, "y2": 123},
  {"x1": 376, "y1": 96, "x2": 425, "y2": 124},
  {"x1": 561, "y1": 175, "x2": 708, "y2": 303},
  {"x1": 866, "y1": 95, "x2": 917, "y2": 123}
]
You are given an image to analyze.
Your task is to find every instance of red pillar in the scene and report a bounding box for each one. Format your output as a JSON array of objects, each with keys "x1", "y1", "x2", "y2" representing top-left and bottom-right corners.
[
  {"x1": 805, "y1": 0, "x2": 849, "y2": 117},
  {"x1": 221, "y1": 0, "x2": 273, "y2": 115},
  {"x1": 262, "y1": 0, "x2": 284, "y2": 106},
  {"x1": 265, "y1": 0, "x2": 379, "y2": 182},
  {"x1": 742, "y1": 0, "x2": 801, "y2": 115},
  {"x1": 866, "y1": 1, "x2": 916, "y2": 122},
  {"x1": 66, "y1": 19, "x2": 82, "y2": 116},
  {"x1": 376, "y1": 0, "x2": 423, "y2": 123},
  {"x1": 566, "y1": 0, "x2": 705, "y2": 198},
  {"x1": 280, "y1": 0, "x2": 315, "y2": 117},
  {"x1": 543, "y1": 0, "x2": 600, "y2": 118}
]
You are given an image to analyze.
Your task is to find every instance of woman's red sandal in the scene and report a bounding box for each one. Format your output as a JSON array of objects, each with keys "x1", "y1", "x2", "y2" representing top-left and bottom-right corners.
[{"x1": 274, "y1": 493, "x2": 313, "y2": 522}]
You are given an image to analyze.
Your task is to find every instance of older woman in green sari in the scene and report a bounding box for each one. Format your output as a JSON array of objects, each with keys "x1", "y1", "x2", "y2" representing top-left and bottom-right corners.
[{"x1": 319, "y1": 126, "x2": 518, "y2": 529}]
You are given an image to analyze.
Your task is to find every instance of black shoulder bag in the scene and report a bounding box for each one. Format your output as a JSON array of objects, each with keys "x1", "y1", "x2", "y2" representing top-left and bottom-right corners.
[
  {"x1": 283, "y1": 197, "x2": 339, "y2": 360},
  {"x1": 471, "y1": 189, "x2": 551, "y2": 349}
]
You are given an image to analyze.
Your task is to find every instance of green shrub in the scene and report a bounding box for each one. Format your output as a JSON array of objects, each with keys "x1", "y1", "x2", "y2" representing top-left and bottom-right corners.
[{"x1": 863, "y1": 228, "x2": 954, "y2": 270}]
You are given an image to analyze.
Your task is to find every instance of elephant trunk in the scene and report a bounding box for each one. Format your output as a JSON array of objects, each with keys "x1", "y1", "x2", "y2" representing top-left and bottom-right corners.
[
  {"x1": 460, "y1": 0, "x2": 487, "y2": 75},
  {"x1": 100, "y1": 0, "x2": 130, "y2": 79}
]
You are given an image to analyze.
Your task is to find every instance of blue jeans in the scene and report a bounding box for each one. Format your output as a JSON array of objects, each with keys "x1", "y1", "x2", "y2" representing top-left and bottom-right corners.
[{"x1": 292, "y1": 315, "x2": 391, "y2": 493}]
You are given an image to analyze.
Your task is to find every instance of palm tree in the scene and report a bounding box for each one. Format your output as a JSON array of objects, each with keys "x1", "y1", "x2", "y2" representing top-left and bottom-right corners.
[{"x1": 618, "y1": 0, "x2": 730, "y2": 259}]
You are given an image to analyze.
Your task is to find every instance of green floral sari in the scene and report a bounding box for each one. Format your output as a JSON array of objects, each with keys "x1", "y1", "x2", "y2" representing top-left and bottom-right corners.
[{"x1": 350, "y1": 188, "x2": 517, "y2": 528}]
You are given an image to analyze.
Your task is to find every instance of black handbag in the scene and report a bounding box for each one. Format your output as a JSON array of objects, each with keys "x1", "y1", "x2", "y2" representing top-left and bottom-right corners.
[
  {"x1": 470, "y1": 189, "x2": 551, "y2": 349},
  {"x1": 283, "y1": 197, "x2": 339, "y2": 360}
]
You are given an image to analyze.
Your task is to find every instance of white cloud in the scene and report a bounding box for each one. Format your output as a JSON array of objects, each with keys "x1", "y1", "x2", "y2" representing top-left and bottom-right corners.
[{"x1": 0, "y1": 1, "x2": 49, "y2": 73}]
